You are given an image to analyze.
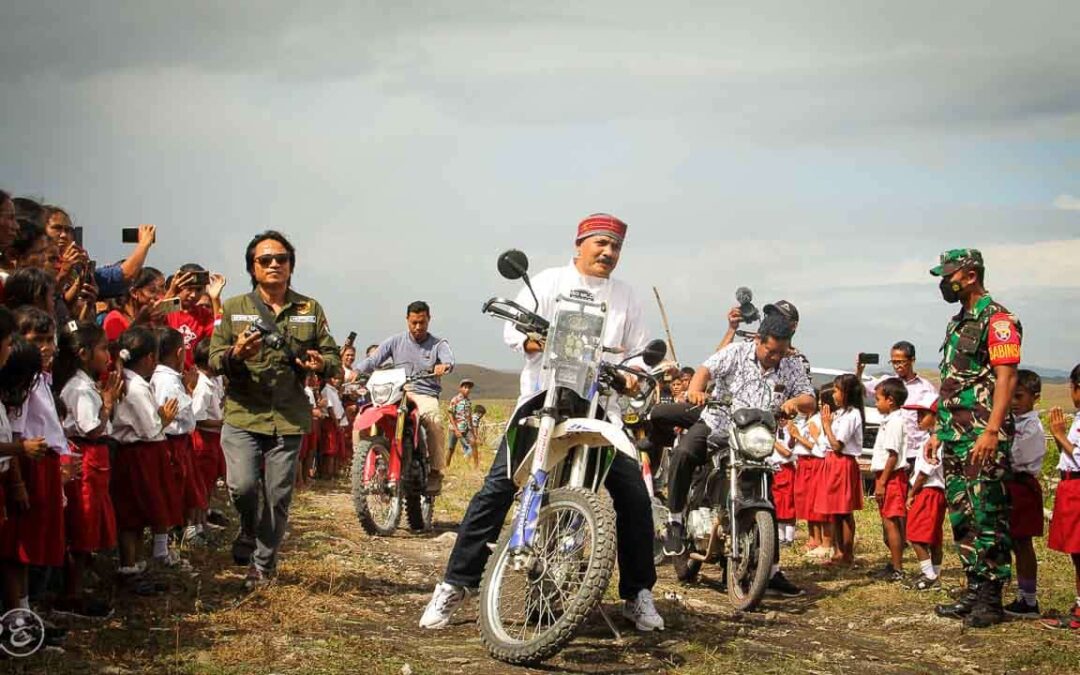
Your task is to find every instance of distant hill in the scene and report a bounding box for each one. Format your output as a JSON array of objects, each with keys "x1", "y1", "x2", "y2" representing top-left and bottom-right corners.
[{"x1": 446, "y1": 363, "x2": 520, "y2": 400}]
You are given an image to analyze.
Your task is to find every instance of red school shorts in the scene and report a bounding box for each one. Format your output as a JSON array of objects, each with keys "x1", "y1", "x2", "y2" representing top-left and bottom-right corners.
[
  {"x1": 192, "y1": 429, "x2": 224, "y2": 498},
  {"x1": 772, "y1": 462, "x2": 796, "y2": 521},
  {"x1": 0, "y1": 454, "x2": 65, "y2": 567},
  {"x1": 876, "y1": 469, "x2": 909, "y2": 520},
  {"x1": 111, "y1": 441, "x2": 173, "y2": 531},
  {"x1": 906, "y1": 486, "x2": 946, "y2": 547},
  {"x1": 795, "y1": 456, "x2": 828, "y2": 523},
  {"x1": 168, "y1": 435, "x2": 208, "y2": 520},
  {"x1": 1048, "y1": 476, "x2": 1080, "y2": 554},
  {"x1": 813, "y1": 453, "x2": 863, "y2": 516},
  {"x1": 1007, "y1": 473, "x2": 1045, "y2": 539},
  {"x1": 64, "y1": 441, "x2": 118, "y2": 553}
]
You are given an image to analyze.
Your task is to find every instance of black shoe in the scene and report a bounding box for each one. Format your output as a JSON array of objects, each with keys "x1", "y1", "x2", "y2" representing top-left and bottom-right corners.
[
  {"x1": 935, "y1": 575, "x2": 979, "y2": 619},
  {"x1": 52, "y1": 597, "x2": 114, "y2": 620},
  {"x1": 870, "y1": 564, "x2": 899, "y2": 581},
  {"x1": 1003, "y1": 598, "x2": 1041, "y2": 620},
  {"x1": 766, "y1": 571, "x2": 805, "y2": 598},
  {"x1": 663, "y1": 521, "x2": 686, "y2": 556},
  {"x1": 965, "y1": 581, "x2": 1005, "y2": 628},
  {"x1": 232, "y1": 533, "x2": 256, "y2": 566},
  {"x1": 905, "y1": 575, "x2": 941, "y2": 591}
]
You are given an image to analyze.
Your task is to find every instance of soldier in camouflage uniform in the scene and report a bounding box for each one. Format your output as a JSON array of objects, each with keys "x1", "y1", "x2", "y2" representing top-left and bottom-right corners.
[{"x1": 927, "y1": 249, "x2": 1022, "y2": 628}]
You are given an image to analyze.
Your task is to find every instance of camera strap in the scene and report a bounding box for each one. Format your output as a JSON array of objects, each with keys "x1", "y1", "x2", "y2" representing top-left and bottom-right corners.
[{"x1": 247, "y1": 291, "x2": 299, "y2": 363}]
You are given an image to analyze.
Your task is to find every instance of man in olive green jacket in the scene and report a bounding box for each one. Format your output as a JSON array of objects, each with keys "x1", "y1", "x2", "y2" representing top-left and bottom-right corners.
[{"x1": 210, "y1": 231, "x2": 340, "y2": 588}]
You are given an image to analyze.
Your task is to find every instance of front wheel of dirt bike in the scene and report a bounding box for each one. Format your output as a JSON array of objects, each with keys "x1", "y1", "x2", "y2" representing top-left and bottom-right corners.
[
  {"x1": 727, "y1": 508, "x2": 776, "y2": 612},
  {"x1": 352, "y1": 437, "x2": 402, "y2": 536},
  {"x1": 478, "y1": 487, "x2": 617, "y2": 666}
]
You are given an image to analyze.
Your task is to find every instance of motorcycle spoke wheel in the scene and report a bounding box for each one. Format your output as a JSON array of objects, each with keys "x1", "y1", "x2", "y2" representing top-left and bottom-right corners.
[{"x1": 351, "y1": 439, "x2": 401, "y2": 536}]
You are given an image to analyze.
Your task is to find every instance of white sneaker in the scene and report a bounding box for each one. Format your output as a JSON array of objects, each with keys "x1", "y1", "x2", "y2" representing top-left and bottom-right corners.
[
  {"x1": 622, "y1": 589, "x2": 665, "y2": 632},
  {"x1": 419, "y1": 582, "x2": 465, "y2": 629}
]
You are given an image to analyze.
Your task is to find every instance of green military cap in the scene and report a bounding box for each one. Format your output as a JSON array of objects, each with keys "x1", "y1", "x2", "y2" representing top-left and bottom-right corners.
[{"x1": 929, "y1": 248, "x2": 984, "y2": 277}]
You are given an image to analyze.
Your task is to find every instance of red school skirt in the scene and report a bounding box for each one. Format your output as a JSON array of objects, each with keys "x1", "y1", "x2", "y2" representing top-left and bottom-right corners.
[
  {"x1": 111, "y1": 441, "x2": 173, "y2": 531},
  {"x1": 300, "y1": 417, "x2": 321, "y2": 463},
  {"x1": 1006, "y1": 473, "x2": 1045, "y2": 539},
  {"x1": 338, "y1": 427, "x2": 352, "y2": 466},
  {"x1": 1048, "y1": 476, "x2": 1080, "y2": 554},
  {"x1": 64, "y1": 441, "x2": 117, "y2": 553},
  {"x1": 320, "y1": 420, "x2": 340, "y2": 458},
  {"x1": 0, "y1": 454, "x2": 65, "y2": 567},
  {"x1": 795, "y1": 456, "x2": 828, "y2": 523},
  {"x1": 813, "y1": 453, "x2": 863, "y2": 515},
  {"x1": 772, "y1": 463, "x2": 796, "y2": 521},
  {"x1": 167, "y1": 435, "x2": 208, "y2": 522},
  {"x1": 906, "y1": 486, "x2": 946, "y2": 547},
  {"x1": 876, "y1": 469, "x2": 909, "y2": 520},
  {"x1": 192, "y1": 429, "x2": 224, "y2": 497}
]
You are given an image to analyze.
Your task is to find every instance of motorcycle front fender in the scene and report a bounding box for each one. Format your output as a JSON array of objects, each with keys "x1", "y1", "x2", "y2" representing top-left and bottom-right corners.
[
  {"x1": 732, "y1": 497, "x2": 775, "y2": 517},
  {"x1": 354, "y1": 403, "x2": 398, "y2": 432},
  {"x1": 511, "y1": 417, "x2": 638, "y2": 487}
]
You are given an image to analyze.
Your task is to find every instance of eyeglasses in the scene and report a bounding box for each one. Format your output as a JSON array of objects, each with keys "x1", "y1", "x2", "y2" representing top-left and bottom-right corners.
[
  {"x1": 254, "y1": 253, "x2": 290, "y2": 267},
  {"x1": 889, "y1": 359, "x2": 911, "y2": 366}
]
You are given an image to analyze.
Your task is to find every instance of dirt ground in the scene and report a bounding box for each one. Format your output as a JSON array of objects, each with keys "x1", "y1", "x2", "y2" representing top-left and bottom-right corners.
[{"x1": 13, "y1": 401, "x2": 1080, "y2": 674}]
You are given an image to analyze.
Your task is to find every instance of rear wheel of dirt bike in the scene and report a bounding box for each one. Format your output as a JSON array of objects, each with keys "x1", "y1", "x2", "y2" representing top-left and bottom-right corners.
[
  {"x1": 727, "y1": 509, "x2": 776, "y2": 612},
  {"x1": 352, "y1": 437, "x2": 401, "y2": 536},
  {"x1": 478, "y1": 488, "x2": 616, "y2": 666}
]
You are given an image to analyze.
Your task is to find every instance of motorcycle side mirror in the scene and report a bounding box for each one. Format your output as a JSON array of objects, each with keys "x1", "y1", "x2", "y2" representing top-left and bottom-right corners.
[
  {"x1": 640, "y1": 339, "x2": 668, "y2": 367},
  {"x1": 497, "y1": 250, "x2": 529, "y2": 280},
  {"x1": 496, "y1": 249, "x2": 540, "y2": 311}
]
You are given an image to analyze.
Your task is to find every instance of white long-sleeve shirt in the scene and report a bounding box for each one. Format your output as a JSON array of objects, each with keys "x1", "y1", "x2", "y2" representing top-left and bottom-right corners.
[
  {"x1": 502, "y1": 262, "x2": 649, "y2": 405},
  {"x1": 111, "y1": 369, "x2": 166, "y2": 443},
  {"x1": 151, "y1": 365, "x2": 196, "y2": 436},
  {"x1": 11, "y1": 374, "x2": 69, "y2": 456}
]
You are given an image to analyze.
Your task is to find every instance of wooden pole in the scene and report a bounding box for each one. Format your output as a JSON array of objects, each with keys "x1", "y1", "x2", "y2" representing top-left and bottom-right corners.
[{"x1": 652, "y1": 286, "x2": 678, "y2": 364}]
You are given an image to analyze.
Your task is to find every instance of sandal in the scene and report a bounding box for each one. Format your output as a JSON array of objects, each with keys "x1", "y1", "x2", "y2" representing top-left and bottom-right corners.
[{"x1": 1040, "y1": 606, "x2": 1080, "y2": 630}]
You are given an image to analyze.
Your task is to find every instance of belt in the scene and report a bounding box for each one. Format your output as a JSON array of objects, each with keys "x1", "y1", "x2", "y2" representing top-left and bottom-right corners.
[{"x1": 1061, "y1": 471, "x2": 1080, "y2": 481}]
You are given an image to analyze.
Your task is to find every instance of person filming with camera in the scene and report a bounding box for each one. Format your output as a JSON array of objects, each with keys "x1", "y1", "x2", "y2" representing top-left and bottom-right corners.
[{"x1": 209, "y1": 231, "x2": 340, "y2": 589}]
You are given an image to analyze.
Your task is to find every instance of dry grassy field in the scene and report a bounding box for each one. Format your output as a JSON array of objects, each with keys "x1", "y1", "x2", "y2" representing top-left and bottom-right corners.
[{"x1": 20, "y1": 398, "x2": 1080, "y2": 674}]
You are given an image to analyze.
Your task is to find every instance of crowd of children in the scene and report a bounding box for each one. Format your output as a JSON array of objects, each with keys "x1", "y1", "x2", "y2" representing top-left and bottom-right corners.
[{"x1": 769, "y1": 366, "x2": 1080, "y2": 629}]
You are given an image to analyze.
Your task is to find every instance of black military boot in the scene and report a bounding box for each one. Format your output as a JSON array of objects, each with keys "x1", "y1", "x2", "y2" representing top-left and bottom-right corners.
[
  {"x1": 964, "y1": 580, "x2": 1005, "y2": 628},
  {"x1": 935, "y1": 575, "x2": 980, "y2": 619}
]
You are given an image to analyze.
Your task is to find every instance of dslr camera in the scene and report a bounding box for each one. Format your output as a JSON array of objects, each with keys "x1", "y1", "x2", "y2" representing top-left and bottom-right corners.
[{"x1": 245, "y1": 318, "x2": 286, "y2": 351}]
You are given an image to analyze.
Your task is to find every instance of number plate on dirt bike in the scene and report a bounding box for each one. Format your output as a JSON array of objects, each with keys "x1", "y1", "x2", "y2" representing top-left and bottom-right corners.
[{"x1": 540, "y1": 295, "x2": 607, "y2": 400}]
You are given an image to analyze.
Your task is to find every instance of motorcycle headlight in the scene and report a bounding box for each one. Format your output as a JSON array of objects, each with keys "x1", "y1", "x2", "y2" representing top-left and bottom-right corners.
[
  {"x1": 735, "y1": 424, "x2": 774, "y2": 460},
  {"x1": 371, "y1": 383, "x2": 394, "y2": 406}
]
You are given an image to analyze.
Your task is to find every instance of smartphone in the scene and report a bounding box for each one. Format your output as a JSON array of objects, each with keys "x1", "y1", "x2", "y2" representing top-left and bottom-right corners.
[
  {"x1": 346, "y1": 331, "x2": 357, "y2": 346},
  {"x1": 73, "y1": 226, "x2": 84, "y2": 247},
  {"x1": 858, "y1": 352, "x2": 880, "y2": 365},
  {"x1": 122, "y1": 227, "x2": 155, "y2": 244},
  {"x1": 86, "y1": 260, "x2": 97, "y2": 282},
  {"x1": 156, "y1": 297, "x2": 183, "y2": 314},
  {"x1": 188, "y1": 270, "x2": 210, "y2": 287}
]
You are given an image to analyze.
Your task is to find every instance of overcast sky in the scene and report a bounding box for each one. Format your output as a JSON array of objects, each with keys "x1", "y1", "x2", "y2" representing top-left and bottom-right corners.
[{"x1": 2, "y1": 1, "x2": 1077, "y2": 374}]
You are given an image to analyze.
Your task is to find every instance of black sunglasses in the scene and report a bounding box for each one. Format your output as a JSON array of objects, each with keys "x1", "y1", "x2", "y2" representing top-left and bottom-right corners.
[{"x1": 254, "y1": 253, "x2": 290, "y2": 267}]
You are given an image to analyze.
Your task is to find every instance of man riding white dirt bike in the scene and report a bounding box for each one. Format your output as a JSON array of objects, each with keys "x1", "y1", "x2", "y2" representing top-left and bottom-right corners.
[{"x1": 419, "y1": 214, "x2": 666, "y2": 665}]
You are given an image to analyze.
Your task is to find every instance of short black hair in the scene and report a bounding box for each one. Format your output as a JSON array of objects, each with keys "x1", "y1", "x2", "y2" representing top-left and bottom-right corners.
[
  {"x1": 12, "y1": 197, "x2": 44, "y2": 226},
  {"x1": 14, "y1": 306, "x2": 55, "y2": 336},
  {"x1": 1016, "y1": 369, "x2": 1042, "y2": 396},
  {"x1": 758, "y1": 314, "x2": 794, "y2": 343},
  {"x1": 1071, "y1": 363, "x2": 1080, "y2": 388},
  {"x1": 679, "y1": 366, "x2": 695, "y2": 378},
  {"x1": 193, "y1": 338, "x2": 211, "y2": 369},
  {"x1": 891, "y1": 341, "x2": 915, "y2": 359},
  {"x1": 157, "y1": 327, "x2": 185, "y2": 361},
  {"x1": 875, "y1": 377, "x2": 909, "y2": 408},
  {"x1": 10, "y1": 218, "x2": 47, "y2": 258},
  {"x1": 3, "y1": 268, "x2": 55, "y2": 310},
  {"x1": 0, "y1": 335, "x2": 42, "y2": 409},
  {"x1": 245, "y1": 230, "x2": 296, "y2": 288},
  {"x1": 0, "y1": 306, "x2": 15, "y2": 343},
  {"x1": 407, "y1": 300, "x2": 430, "y2": 316},
  {"x1": 131, "y1": 266, "x2": 164, "y2": 291},
  {"x1": 474, "y1": 404, "x2": 487, "y2": 416}
]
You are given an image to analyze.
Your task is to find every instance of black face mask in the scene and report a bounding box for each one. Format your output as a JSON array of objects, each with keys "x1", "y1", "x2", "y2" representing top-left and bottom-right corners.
[{"x1": 939, "y1": 278, "x2": 962, "y2": 303}]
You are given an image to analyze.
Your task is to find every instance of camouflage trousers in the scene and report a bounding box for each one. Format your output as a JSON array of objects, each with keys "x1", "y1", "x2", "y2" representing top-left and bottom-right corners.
[{"x1": 942, "y1": 438, "x2": 1013, "y2": 583}]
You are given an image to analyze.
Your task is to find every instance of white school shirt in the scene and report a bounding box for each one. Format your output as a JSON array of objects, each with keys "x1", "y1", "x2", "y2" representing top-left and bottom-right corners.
[
  {"x1": 502, "y1": 263, "x2": 649, "y2": 408},
  {"x1": 1010, "y1": 410, "x2": 1046, "y2": 477},
  {"x1": 826, "y1": 407, "x2": 863, "y2": 457},
  {"x1": 788, "y1": 415, "x2": 814, "y2": 458},
  {"x1": 59, "y1": 369, "x2": 111, "y2": 438},
  {"x1": 768, "y1": 425, "x2": 797, "y2": 466},
  {"x1": 0, "y1": 405, "x2": 11, "y2": 473},
  {"x1": 808, "y1": 413, "x2": 828, "y2": 459},
  {"x1": 151, "y1": 365, "x2": 196, "y2": 436},
  {"x1": 1058, "y1": 413, "x2": 1080, "y2": 472},
  {"x1": 10, "y1": 374, "x2": 69, "y2": 456},
  {"x1": 111, "y1": 369, "x2": 166, "y2": 443},
  {"x1": 191, "y1": 372, "x2": 224, "y2": 423},
  {"x1": 910, "y1": 442, "x2": 946, "y2": 490},
  {"x1": 323, "y1": 384, "x2": 348, "y2": 428},
  {"x1": 870, "y1": 410, "x2": 906, "y2": 472},
  {"x1": 865, "y1": 374, "x2": 937, "y2": 461},
  {"x1": 304, "y1": 386, "x2": 317, "y2": 408}
]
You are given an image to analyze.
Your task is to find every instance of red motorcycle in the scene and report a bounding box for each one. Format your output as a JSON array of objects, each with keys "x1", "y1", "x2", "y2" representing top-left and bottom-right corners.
[{"x1": 350, "y1": 368, "x2": 435, "y2": 535}]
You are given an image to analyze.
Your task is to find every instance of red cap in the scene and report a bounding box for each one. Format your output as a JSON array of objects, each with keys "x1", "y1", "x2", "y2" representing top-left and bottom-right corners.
[{"x1": 575, "y1": 213, "x2": 627, "y2": 244}]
